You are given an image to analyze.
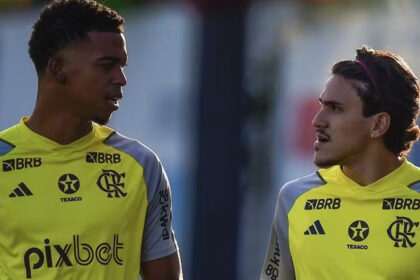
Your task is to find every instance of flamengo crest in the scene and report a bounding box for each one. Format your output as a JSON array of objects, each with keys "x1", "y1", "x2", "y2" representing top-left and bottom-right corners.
[{"x1": 97, "y1": 169, "x2": 127, "y2": 198}]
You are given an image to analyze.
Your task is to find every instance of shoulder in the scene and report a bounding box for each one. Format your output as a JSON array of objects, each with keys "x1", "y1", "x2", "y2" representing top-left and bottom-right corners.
[
  {"x1": 0, "y1": 125, "x2": 16, "y2": 138},
  {"x1": 279, "y1": 171, "x2": 326, "y2": 197},
  {"x1": 404, "y1": 160, "x2": 420, "y2": 193},
  {"x1": 277, "y1": 171, "x2": 327, "y2": 210},
  {"x1": 0, "y1": 124, "x2": 20, "y2": 157},
  {"x1": 98, "y1": 125, "x2": 160, "y2": 168},
  {"x1": 100, "y1": 127, "x2": 166, "y2": 200},
  {"x1": 0, "y1": 137, "x2": 16, "y2": 157}
]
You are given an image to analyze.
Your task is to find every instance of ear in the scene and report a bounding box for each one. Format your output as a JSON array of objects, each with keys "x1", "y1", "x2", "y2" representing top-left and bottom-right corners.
[
  {"x1": 370, "y1": 112, "x2": 391, "y2": 139},
  {"x1": 47, "y1": 56, "x2": 67, "y2": 84}
]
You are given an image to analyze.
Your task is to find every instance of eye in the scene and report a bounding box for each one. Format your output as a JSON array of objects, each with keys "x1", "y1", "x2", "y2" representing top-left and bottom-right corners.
[
  {"x1": 101, "y1": 63, "x2": 115, "y2": 71},
  {"x1": 328, "y1": 104, "x2": 341, "y2": 112}
]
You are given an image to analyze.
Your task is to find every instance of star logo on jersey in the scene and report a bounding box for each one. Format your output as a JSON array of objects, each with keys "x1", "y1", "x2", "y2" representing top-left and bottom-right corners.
[
  {"x1": 58, "y1": 174, "x2": 80, "y2": 194},
  {"x1": 97, "y1": 169, "x2": 127, "y2": 198},
  {"x1": 387, "y1": 216, "x2": 419, "y2": 248},
  {"x1": 348, "y1": 220, "x2": 369, "y2": 242}
]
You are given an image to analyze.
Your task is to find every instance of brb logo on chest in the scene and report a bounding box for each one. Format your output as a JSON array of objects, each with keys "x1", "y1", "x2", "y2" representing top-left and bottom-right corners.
[
  {"x1": 304, "y1": 198, "x2": 341, "y2": 210},
  {"x1": 86, "y1": 152, "x2": 121, "y2": 164},
  {"x1": 383, "y1": 198, "x2": 420, "y2": 210},
  {"x1": 23, "y1": 234, "x2": 123, "y2": 278},
  {"x1": 2, "y1": 158, "x2": 42, "y2": 172}
]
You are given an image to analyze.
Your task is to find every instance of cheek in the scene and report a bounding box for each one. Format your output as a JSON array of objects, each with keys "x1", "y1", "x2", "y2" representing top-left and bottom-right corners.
[
  {"x1": 332, "y1": 119, "x2": 370, "y2": 145},
  {"x1": 335, "y1": 114, "x2": 369, "y2": 132},
  {"x1": 77, "y1": 77, "x2": 106, "y2": 96},
  {"x1": 71, "y1": 68, "x2": 104, "y2": 84}
]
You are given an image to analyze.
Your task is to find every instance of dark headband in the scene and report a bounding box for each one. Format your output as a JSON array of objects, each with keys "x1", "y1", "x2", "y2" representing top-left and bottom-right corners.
[{"x1": 355, "y1": 59, "x2": 379, "y2": 92}]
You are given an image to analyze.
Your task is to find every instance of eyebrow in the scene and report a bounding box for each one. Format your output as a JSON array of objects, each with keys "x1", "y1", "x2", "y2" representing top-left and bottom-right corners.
[
  {"x1": 319, "y1": 98, "x2": 343, "y2": 107},
  {"x1": 96, "y1": 56, "x2": 127, "y2": 64}
]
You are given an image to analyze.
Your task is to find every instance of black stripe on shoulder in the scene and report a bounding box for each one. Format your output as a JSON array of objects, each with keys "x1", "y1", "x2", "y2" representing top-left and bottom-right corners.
[
  {"x1": 315, "y1": 171, "x2": 327, "y2": 185},
  {"x1": 103, "y1": 131, "x2": 116, "y2": 143},
  {"x1": 0, "y1": 138, "x2": 15, "y2": 156}
]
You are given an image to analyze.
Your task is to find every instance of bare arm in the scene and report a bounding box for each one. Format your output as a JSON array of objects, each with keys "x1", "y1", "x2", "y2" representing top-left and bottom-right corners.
[{"x1": 141, "y1": 252, "x2": 183, "y2": 280}]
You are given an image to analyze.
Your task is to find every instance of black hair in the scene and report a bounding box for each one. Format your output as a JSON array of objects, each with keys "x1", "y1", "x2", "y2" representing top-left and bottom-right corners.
[
  {"x1": 332, "y1": 45, "x2": 420, "y2": 157},
  {"x1": 29, "y1": 0, "x2": 124, "y2": 73}
]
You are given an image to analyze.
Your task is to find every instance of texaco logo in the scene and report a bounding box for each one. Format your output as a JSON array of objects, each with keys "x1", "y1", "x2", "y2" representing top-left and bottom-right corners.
[
  {"x1": 348, "y1": 220, "x2": 369, "y2": 242},
  {"x1": 58, "y1": 173, "x2": 80, "y2": 194},
  {"x1": 97, "y1": 169, "x2": 127, "y2": 198}
]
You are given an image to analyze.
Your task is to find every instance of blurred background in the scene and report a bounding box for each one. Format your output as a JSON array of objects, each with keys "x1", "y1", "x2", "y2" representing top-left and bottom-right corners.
[{"x1": 2, "y1": 0, "x2": 420, "y2": 279}]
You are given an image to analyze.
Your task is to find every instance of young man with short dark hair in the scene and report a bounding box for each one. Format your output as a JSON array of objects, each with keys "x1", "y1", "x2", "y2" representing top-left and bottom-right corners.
[
  {"x1": 261, "y1": 46, "x2": 420, "y2": 279},
  {"x1": 0, "y1": 1, "x2": 182, "y2": 279}
]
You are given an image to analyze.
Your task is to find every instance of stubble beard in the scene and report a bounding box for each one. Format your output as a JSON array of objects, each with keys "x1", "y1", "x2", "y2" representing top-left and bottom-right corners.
[{"x1": 314, "y1": 154, "x2": 339, "y2": 168}]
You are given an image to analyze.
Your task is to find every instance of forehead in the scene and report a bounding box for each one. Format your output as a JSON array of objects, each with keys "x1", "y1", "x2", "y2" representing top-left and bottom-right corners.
[
  {"x1": 69, "y1": 31, "x2": 127, "y2": 60},
  {"x1": 88, "y1": 31, "x2": 126, "y2": 50},
  {"x1": 320, "y1": 75, "x2": 361, "y2": 104}
]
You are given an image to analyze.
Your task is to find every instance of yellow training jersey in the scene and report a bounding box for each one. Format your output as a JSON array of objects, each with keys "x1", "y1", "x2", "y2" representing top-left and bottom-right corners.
[
  {"x1": 261, "y1": 160, "x2": 420, "y2": 280},
  {"x1": 0, "y1": 117, "x2": 178, "y2": 279}
]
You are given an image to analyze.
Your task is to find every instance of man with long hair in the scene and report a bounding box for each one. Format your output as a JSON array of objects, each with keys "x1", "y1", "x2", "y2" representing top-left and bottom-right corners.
[{"x1": 261, "y1": 46, "x2": 420, "y2": 279}]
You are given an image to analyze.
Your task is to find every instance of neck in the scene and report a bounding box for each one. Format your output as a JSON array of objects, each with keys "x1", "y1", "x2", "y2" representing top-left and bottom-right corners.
[
  {"x1": 341, "y1": 150, "x2": 403, "y2": 186},
  {"x1": 26, "y1": 85, "x2": 93, "y2": 144},
  {"x1": 26, "y1": 79, "x2": 95, "y2": 144},
  {"x1": 26, "y1": 110, "x2": 93, "y2": 145}
]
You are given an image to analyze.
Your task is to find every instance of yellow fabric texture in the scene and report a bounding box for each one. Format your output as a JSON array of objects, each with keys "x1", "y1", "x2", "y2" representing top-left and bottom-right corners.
[
  {"x1": 0, "y1": 118, "x2": 148, "y2": 279},
  {"x1": 289, "y1": 160, "x2": 420, "y2": 280}
]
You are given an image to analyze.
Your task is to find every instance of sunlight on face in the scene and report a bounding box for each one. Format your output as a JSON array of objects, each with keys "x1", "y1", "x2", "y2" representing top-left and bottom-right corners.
[
  {"x1": 312, "y1": 75, "x2": 371, "y2": 168},
  {"x1": 59, "y1": 32, "x2": 128, "y2": 125}
]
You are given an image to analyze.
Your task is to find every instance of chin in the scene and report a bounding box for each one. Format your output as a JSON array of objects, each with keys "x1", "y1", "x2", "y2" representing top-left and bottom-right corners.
[
  {"x1": 314, "y1": 155, "x2": 338, "y2": 168},
  {"x1": 93, "y1": 115, "x2": 111, "y2": 126}
]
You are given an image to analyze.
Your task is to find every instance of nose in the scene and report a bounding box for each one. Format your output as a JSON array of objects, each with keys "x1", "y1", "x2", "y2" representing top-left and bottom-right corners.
[
  {"x1": 312, "y1": 108, "x2": 327, "y2": 129},
  {"x1": 113, "y1": 67, "x2": 127, "y2": 86}
]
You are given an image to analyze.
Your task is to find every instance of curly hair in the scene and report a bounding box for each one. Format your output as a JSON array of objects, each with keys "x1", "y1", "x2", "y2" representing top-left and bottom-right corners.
[
  {"x1": 332, "y1": 45, "x2": 420, "y2": 157},
  {"x1": 29, "y1": 0, "x2": 124, "y2": 73}
]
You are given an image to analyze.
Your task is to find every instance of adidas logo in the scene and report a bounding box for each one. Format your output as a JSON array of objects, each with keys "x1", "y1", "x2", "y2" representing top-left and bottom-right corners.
[
  {"x1": 9, "y1": 183, "x2": 33, "y2": 198},
  {"x1": 304, "y1": 220, "x2": 325, "y2": 235}
]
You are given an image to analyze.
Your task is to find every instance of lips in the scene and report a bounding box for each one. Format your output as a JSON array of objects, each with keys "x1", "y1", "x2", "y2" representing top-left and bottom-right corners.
[
  {"x1": 106, "y1": 91, "x2": 123, "y2": 101},
  {"x1": 314, "y1": 131, "x2": 330, "y2": 150},
  {"x1": 105, "y1": 94, "x2": 122, "y2": 110},
  {"x1": 316, "y1": 133, "x2": 330, "y2": 143}
]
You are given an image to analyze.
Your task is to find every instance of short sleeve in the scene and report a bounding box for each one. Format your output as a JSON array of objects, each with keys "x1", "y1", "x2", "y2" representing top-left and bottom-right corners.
[
  {"x1": 260, "y1": 191, "x2": 295, "y2": 280},
  {"x1": 141, "y1": 162, "x2": 178, "y2": 261}
]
